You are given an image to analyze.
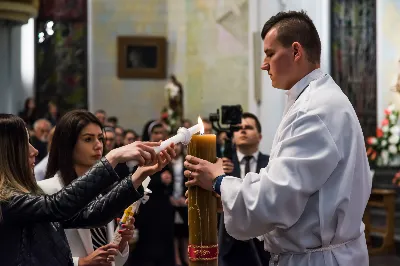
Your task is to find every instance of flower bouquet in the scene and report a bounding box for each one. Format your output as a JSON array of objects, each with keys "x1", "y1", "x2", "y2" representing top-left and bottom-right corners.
[{"x1": 366, "y1": 104, "x2": 400, "y2": 166}]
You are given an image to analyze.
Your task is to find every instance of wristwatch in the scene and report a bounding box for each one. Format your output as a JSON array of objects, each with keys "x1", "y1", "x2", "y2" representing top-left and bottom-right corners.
[{"x1": 212, "y1": 174, "x2": 226, "y2": 194}]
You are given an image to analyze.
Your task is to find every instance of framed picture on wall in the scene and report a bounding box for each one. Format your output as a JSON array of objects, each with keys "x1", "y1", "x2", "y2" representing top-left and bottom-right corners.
[{"x1": 117, "y1": 36, "x2": 167, "y2": 79}]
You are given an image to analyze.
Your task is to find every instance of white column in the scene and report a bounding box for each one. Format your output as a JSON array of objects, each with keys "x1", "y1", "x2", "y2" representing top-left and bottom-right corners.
[
  {"x1": 376, "y1": 0, "x2": 400, "y2": 122},
  {"x1": 21, "y1": 18, "x2": 35, "y2": 98},
  {"x1": 87, "y1": 0, "x2": 94, "y2": 112},
  {"x1": 257, "y1": 0, "x2": 285, "y2": 154},
  {"x1": 247, "y1": 0, "x2": 260, "y2": 116}
]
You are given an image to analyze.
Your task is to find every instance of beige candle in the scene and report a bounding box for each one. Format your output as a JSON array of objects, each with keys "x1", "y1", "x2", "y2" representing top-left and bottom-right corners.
[{"x1": 187, "y1": 134, "x2": 218, "y2": 266}]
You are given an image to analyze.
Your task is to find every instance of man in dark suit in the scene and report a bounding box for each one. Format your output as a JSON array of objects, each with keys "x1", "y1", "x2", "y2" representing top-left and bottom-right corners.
[{"x1": 218, "y1": 112, "x2": 271, "y2": 266}]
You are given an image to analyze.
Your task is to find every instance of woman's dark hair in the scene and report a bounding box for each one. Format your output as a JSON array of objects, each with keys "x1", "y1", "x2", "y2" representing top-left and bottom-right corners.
[
  {"x1": 124, "y1": 129, "x2": 138, "y2": 139},
  {"x1": 45, "y1": 110, "x2": 104, "y2": 186},
  {"x1": 24, "y1": 98, "x2": 33, "y2": 111},
  {"x1": 0, "y1": 114, "x2": 42, "y2": 202}
]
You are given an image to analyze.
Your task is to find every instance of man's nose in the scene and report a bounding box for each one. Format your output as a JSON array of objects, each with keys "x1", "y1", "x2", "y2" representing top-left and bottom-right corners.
[{"x1": 261, "y1": 62, "x2": 270, "y2": 71}]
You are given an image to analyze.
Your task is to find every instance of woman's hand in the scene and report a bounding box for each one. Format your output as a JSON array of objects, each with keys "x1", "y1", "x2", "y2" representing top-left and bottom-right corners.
[
  {"x1": 131, "y1": 144, "x2": 176, "y2": 189},
  {"x1": 117, "y1": 217, "x2": 135, "y2": 253},
  {"x1": 105, "y1": 141, "x2": 160, "y2": 167},
  {"x1": 78, "y1": 243, "x2": 119, "y2": 266}
]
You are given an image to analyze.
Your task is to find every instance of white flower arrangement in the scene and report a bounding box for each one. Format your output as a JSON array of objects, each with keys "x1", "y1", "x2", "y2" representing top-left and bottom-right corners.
[
  {"x1": 164, "y1": 82, "x2": 180, "y2": 98},
  {"x1": 367, "y1": 104, "x2": 400, "y2": 166}
]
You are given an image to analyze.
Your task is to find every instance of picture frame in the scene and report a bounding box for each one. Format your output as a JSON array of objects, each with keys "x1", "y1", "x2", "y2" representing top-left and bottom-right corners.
[{"x1": 117, "y1": 36, "x2": 167, "y2": 79}]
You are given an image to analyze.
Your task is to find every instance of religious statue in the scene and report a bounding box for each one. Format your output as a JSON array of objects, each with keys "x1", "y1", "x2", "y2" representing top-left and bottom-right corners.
[{"x1": 162, "y1": 75, "x2": 184, "y2": 134}]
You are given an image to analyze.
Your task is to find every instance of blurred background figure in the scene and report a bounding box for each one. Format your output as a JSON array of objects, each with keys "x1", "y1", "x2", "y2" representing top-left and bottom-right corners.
[
  {"x1": 94, "y1": 109, "x2": 107, "y2": 126},
  {"x1": 34, "y1": 126, "x2": 56, "y2": 181},
  {"x1": 124, "y1": 129, "x2": 139, "y2": 145},
  {"x1": 30, "y1": 118, "x2": 52, "y2": 164},
  {"x1": 18, "y1": 97, "x2": 37, "y2": 130},
  {"x1": 115, "y1": 126, "x2": 125, "y2": 148},
  {"x1": 170, "y1": 143, "x2": 189, "y2": 266},
  {"x1": 45, "y1": 101, "x2": 60, "y2": 126}
]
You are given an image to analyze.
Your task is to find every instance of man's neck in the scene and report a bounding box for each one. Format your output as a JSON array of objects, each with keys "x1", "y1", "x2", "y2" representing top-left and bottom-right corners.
[
  {"x1": 297, "y1": 64, "x2": 319, "y2": 83},
  {"x1": 287, "y1": 64, "x2": 319, "y2": 90},
  {"x1": 74, "y1": 165, "x2": 90, "y2": 177},
  {"x1": 237, "y1": 145, "x2": 258, "y2": 156}
]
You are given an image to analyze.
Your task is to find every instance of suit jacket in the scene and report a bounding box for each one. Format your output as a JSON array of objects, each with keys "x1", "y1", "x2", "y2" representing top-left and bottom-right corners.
[
  {"x1": 38, "y1": 174, "x2": 129, "y2": 266},
  {"x1": 218, "y1": 151, "x2": 271, "y2": 266}
]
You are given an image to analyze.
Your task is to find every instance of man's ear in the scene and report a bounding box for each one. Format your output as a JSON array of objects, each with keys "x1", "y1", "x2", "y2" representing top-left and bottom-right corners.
[{"x1": 292, "y1": 42, "x2": 302, "y2": 61}]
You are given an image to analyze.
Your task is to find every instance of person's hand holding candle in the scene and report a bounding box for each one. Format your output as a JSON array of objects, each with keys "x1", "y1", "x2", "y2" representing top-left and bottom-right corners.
[
  {"x1": 117, "y1": 217, "x2": 135, "y2": 253},
  {"x1": 184, "y1": 155, "x2": 225, "y2": 191},
  {"x1": 131, "y1": 144, "x2": 176, "y2": 189}
]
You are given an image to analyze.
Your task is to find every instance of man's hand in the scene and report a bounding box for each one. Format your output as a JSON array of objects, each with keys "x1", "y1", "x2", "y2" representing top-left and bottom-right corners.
[
  {"x1": 161, "y1": 170, "x2": 172, "y2": 185},
  {"x1": 78, "y1": 243, "x2": 119, "y2": 266},
  {"x1": 184, "y1": 155, "x2": 224, "y2": 191},
  {"x1": 222, "y1": 157, "x2": 234, "y2": 174},
  {"x1": 117, "y1": 217, "x2": 135, "y2": 252}
]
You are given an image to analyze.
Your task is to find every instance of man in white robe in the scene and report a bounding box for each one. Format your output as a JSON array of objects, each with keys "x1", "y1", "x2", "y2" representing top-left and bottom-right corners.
[{"x1": 184, "y1": 10, "x2": 371, "y2": 266}]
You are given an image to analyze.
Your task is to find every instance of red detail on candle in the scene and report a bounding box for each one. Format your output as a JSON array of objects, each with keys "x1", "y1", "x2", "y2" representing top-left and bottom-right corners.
[{"x1": 188, "y1": 244, "x2": 218, "y2": 261}]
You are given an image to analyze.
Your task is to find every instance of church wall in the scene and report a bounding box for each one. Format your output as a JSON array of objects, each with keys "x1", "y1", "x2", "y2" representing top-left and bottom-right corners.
[
  {"x1": 88, "y1": 0, "x2": 169, "y2": 132},
  {"x1": 377, "y1": 0, "x2": 400, "y2": 122},
  {"x1": 89, "y1": 0, "x2": 249, "y2": 133},
  {"x1": 180, "y1": 0, "x2": 249, "y2": 122}
]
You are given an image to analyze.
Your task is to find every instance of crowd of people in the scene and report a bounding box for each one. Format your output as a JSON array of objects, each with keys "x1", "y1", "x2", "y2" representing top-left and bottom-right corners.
[{"x1": 12, "y1": 96, "x2": 269, "y2": 266}]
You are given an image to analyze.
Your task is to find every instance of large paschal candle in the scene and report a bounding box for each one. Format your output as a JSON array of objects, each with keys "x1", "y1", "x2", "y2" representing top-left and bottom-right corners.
[{"x1": 187, "y1": 131, "x2": 218, "y2": 266}]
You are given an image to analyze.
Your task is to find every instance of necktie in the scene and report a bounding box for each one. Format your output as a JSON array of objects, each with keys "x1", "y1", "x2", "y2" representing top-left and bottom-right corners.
[
  {"x1": 90, "y1": 226, "x2": 108, "y2": 250},
  {"x1": 244, "y1": 155, "x2": 253, "y2": 176}
]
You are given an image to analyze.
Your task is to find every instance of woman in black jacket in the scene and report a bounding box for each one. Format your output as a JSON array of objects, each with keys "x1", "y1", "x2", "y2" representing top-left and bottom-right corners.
[{"x1": 0, "y1": 114, "x2": 175, "y2": 266}]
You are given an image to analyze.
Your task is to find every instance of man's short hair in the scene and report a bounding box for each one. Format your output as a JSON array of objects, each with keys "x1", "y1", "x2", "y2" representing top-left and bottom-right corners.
[
  {"x1": 107, "y1": 116, "x2": 118, "y2": 124},
  {"x1": 104, "y1": 126, "x2": 115, "y2": 134},
  {"x1": 202, "y1": 118, "x2": 211, "y2": 124},
  {"x1": 242, "y1": 112, "x2": 262, "y2": 133},
  {"x1": 94, "y1": 109, "x2": 106, "y2": 115},
  {"x1": 261, "y1": 10, "x2": 321, "y2": 64}
]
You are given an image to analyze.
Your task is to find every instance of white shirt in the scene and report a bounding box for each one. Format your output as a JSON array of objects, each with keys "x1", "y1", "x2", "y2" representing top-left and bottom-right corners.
[
  {"x1": 34, "y1": 154, "x2": 49, "y2": 181},
  {"x1": 236, "y1": 150, "x2": 259, "y2": 178},
  {"x1": 220, "y1": 69, "x2": 371, "y2": 266}
]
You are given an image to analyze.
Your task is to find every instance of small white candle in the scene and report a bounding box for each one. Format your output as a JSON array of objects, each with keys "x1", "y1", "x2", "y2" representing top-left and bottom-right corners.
[{"x1": 127, "y1": 117, "x2": 204, "y2": 167}]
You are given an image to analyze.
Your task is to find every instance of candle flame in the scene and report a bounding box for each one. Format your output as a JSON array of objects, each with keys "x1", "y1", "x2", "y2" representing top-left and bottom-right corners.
[{"x1": 198, "y1": 116, "x2": 204, "y2": 135}]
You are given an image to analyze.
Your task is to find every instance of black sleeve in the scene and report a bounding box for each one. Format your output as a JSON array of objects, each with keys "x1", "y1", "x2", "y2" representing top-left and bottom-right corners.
[
  {"x1": 1, "y1": 158, "x2": 120, "y2": 224},
  {"x1": 62, "y1": 180, "x2": 144, "y2": 228}
]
